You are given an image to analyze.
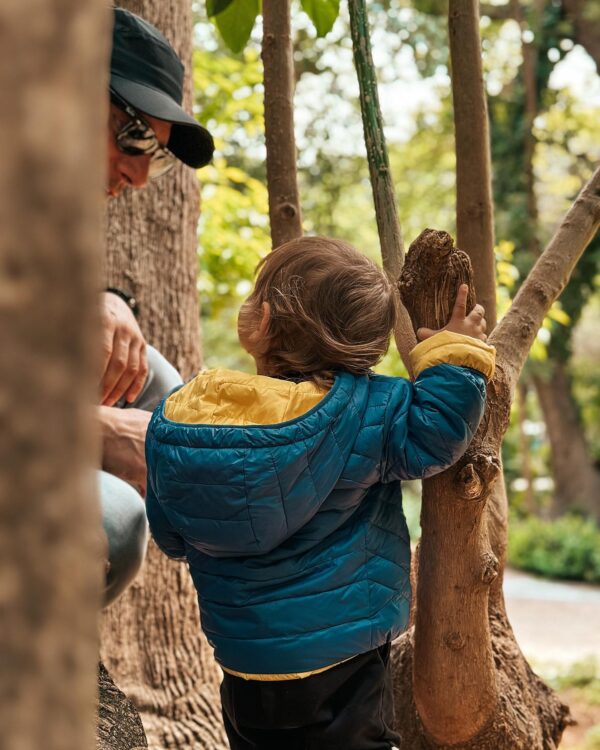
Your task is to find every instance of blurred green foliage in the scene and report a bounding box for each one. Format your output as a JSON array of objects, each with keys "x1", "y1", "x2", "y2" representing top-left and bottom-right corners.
[{"x1": 508, "y1": 514, "x2": 600, "y2": 583}]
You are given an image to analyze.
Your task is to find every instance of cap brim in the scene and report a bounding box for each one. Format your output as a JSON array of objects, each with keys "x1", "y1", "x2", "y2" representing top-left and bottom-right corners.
[{"x1": 111, "y1": 73, "x2": 214, "y2": 168}]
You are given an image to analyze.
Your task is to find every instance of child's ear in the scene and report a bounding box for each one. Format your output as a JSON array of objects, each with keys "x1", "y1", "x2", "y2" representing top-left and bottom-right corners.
[
  {"x1": 248, "y1": 302, "x2": 271, "y2": 346},
  {"x1": 257, "y1": 302, "x2": 271, "y2": 338}
]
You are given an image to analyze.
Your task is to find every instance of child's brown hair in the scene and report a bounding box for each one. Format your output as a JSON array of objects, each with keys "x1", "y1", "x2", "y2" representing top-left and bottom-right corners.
[{"x1": 246, "y1": 236, "x2": 397, "y2": 388}]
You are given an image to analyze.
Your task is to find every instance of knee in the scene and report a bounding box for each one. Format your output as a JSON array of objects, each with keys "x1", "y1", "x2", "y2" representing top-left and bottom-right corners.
[{"x1": 99, "y1": 472, "x2": 149, "y2": 607}]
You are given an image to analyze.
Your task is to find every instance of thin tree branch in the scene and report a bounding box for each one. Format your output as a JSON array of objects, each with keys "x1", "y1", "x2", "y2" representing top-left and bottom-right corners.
[
  {"x1": 491, "y1": 166, "x2": 600, "y2": 389},
  {"x1": 348, "y1": 0, "x2": 416, "y2": 372}
]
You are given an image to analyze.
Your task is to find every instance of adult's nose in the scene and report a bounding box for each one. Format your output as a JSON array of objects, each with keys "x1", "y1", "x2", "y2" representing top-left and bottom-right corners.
[{"x1": 120, "y1": 153, "x2": 151, "y2": 190}]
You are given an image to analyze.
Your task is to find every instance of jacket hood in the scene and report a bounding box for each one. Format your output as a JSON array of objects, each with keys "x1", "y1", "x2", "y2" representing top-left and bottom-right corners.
[
  {"x1": 163, "y1": 368, "x2": 328, "y2": 427},
  {"x1": 146, "y1": 369, "x2": 370, "y2": 557}
]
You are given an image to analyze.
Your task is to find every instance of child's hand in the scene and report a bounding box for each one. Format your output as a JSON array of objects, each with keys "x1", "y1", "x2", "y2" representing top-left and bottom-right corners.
[{"x1": 417, "y1": 284, "x2": 487, "y2": 342}]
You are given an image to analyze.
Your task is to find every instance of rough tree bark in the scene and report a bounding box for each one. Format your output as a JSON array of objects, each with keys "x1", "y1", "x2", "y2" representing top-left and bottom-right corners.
[
  {"x1": 0, "y1": 0, "x2": 109, "y2": 748},
  {"x1": 99, "y1": 2, "x2": 227, "y2": 749},
  {"x1": 533, "y1": 361, "x2": 600, "y2": 521},
  {"x1": 262, "y1": 0, "x2": 303, "y2": 246},
  {"x1": 406, "y1": 6, "x2": 499, "y2": 740},
  {"x1": 393, "y1": 167, "x2": 600, "y2": 749}
]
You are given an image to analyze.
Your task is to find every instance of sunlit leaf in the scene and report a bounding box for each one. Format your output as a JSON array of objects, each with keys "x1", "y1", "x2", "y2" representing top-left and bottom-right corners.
[
  {"x1": 300, "y1": 0, "x2": 340, "y2": 37},
  {"x1": 547, "y1": 305, "x2": 571, "y2": 326},
  {"x1": 211, "y1": 0, "x2": 260, "y2": 53}
]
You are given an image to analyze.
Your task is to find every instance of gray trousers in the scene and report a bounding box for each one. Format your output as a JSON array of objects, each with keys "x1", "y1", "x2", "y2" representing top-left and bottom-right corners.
[{"x1": 100, "y1": 345, "x2": 182, "y2": 606}]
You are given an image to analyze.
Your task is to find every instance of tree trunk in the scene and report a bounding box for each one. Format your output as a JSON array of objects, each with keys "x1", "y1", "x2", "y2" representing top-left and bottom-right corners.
[
  {"x1": 391, "y1": 105, "x2": 600, "y2": 750},
  {"x1": 99, "y1": 2, "x2": 228, "y2": 748},
  {"x1": 97, "y1": 663, "x2": 148, "y2": 750},
  {"x1": 392, "y1": 200, "x2": 600, "y2": 745},
  {"x1": 448, "y1": 0, "x2": 497, "y2": 329},
  {"x1": 404, "y1": 5, "x2": 498, "y2": 739},
  {"x1": 262, "y1": 0, "x2": 303, "y2": 247},
  {"x1": 0, "y1": 0, "x2": 109, "y2": 748},
  {"x1": 533, "y1": 361, "x2": 600, "y2": 521}
]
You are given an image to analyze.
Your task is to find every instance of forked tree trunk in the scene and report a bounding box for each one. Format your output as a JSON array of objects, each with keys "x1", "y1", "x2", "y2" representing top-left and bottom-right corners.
[
  {"x1": 262, "y1": 0, "x2": 303, "y2": 246},
  {"x1": 533, "y1": 361, "x2": 600, "y2": 521},
  {"x1": 387, "y1": 1, "x2": 600, "y2": 746},
  {"x1": 0, "y1": 0, "x2": 109, "y2": 747},
  {"x1": 393, "y1": 167, "x2": 600, "y2": 749},
  {"x1": 99, "y1": 2, "x2": 227, "y2": 748}
]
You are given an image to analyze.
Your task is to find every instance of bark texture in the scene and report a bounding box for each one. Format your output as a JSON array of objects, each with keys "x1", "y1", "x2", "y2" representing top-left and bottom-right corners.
[
  {"x1": 400, "y1": 232, "x2": 501, "y2": 744},
  {"x1": 392, "y1": 610, "x2": 571, "y2": 749},
  {"x1": 0, "y1": 0, "x2": 109, "y2": 748},
  {"x1": 348, "y1": 0, "x2": 417, "y2": 372},
  {"x1": 100, "y1": 2, "x2": 227, "y2": 748},
  {"x1": 262, "y1": 0, "x2": 303, "y2": 247},
  {"x1": 97, "y1": 663, "x2": 148, "y2": 750},
  {"x1": 393, "y1": 165, "x2": 600, "y2": 748},
  {"x1": 533, "y1": 361, "x2": 600, "y2": 521},
  {"x1": 448, "y1": 0, "x2": 497, "y2": 328}
]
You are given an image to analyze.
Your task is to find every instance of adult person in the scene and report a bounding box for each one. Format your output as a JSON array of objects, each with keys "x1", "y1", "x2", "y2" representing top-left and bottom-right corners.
[{"x1": 98, "y1": 8, "x2": 214, "y2": 604}]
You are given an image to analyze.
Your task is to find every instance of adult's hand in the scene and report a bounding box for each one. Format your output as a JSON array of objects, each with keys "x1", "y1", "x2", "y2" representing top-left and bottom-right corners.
[
  {"x1": 99, "y1": 406, "x2": 151, "y2": 496},
  {"x1": 100, "y1": 291, "x2": 148, "y2": 406}
]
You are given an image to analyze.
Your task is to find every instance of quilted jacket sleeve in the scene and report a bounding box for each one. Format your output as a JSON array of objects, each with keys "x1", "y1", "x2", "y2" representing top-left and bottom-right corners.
[
  {"x1": 146, "y1": 478, "x2": 186, "y2": 560},
  {"x1": 381, "y1": 362, "x2": 488, "y2": 483}
]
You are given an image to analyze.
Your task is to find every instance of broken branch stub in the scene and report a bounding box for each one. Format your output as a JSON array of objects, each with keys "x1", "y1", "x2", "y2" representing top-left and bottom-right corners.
[{"x1": 399, "y1": 228, "x2": 476, "y2": 332}]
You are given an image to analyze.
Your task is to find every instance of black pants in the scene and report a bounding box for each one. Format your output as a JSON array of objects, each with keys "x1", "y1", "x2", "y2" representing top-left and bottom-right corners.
[{"x1": 220, "y1": 643, "x2": 400, "y2": 750}]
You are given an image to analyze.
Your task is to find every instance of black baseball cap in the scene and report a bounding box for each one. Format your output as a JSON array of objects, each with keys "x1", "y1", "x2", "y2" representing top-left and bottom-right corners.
[{"x1": 110, "y1": 8, "x2": 214, "y2": 169}]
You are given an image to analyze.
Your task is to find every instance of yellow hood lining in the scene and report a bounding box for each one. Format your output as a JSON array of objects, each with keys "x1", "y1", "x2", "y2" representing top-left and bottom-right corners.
[{"x1": 164, "y1": 368, "x2": 328, "y2": 426}]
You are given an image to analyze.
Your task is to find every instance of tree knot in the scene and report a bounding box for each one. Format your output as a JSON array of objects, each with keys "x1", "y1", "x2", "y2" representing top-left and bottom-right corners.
[
  {"x1": 444, "y1": 631, "x2": 466, "y2": 651},
  {"x1": 481, "y1": 551, "x2": 499, "y2": 584},
  {"x1": 454, "y1": 453, "x2": 500, "y2": 501},
  {"x1": 278, "y1": 202, "x2": 297, "y2": 219},
  {"x1": 455, "y1": 463, "x2": 482, "y2": 499}
]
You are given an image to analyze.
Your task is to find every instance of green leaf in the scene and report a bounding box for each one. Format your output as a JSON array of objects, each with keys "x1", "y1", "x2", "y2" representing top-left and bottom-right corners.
[
  {"x1": 206, "y1": 0, "x2": 235, "y2": 17},
  {"x1": 300, "y1": 0, "x2": 340, "y2": 37},
  {"x1": 211, "y1": 0, "x2": 260, "y2": 53}
]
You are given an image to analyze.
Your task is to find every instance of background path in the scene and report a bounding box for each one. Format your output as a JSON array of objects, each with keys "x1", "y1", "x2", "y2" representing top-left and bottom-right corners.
[{"x1": 504, "y1": 567, "x2": 600, "y2": 665}]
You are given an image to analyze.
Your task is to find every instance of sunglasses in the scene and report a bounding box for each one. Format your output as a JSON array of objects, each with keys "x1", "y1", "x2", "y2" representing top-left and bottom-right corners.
[{"x1": 110, "y1": 88, "x2": 176, "y2": 180}]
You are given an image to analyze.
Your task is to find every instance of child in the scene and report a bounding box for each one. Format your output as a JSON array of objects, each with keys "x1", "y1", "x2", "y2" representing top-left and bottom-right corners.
[{"x1": 145, "y1": 236, "x2": 494, "y2": 750}]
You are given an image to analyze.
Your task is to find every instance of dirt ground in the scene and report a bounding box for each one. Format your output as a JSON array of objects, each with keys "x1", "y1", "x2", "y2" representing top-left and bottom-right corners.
[
  {"x1": 558, "y1": 691, "x2": 600, "y2": 749},
  {"x1": 504, "y1": 568, "x2": 600, "y2": 749}
]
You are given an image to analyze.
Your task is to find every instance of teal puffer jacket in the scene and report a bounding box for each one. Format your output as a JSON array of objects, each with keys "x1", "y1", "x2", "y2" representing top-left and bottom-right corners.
[{"x1": 146, "y1": 363, "x2": 487, "y2": 676}]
